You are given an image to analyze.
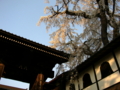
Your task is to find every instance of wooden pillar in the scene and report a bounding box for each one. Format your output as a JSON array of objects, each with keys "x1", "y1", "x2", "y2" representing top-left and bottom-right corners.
[
  {"x1": 31, "y1": 74, "x2": 44, "y2": 90},
  {"x1": 0, "y1": 63, "x2": 4, "y2": 79}
]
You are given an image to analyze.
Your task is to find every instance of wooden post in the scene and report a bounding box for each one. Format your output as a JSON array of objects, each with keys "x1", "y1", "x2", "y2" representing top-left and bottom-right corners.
[
  {"x1": 39, "y1": 74, "x2": 44, "y2": 90},
  {"x1": 0, "y1": 63, "x2": 4, "y2": 79},
  {"x1": 31, "y1": 74, "x2": 44, "y2": 90}
]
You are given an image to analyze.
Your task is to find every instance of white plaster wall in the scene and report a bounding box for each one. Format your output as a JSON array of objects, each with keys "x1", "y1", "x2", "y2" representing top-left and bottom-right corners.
[
  {"x1": 65, "y1": 66, "x2": 96, "y2": 90},
  {"x1": 83, "y1": 83, "x2": 97, "y2": 90},
  {"x1": 95, "y1": 53, "x2": 118, "y2": 80},
  {"x1": 66, "y1": 82, "x2": 69, "y2": 90},
  {"x1": 74, "y1": 79, "x2": 79, "y2": 90},
  {"x1": 114, "y1": 47, "x2": 120, "y2": 67},
  {"x1": 79, "y1": 75, "x2": 83, "y2": 90},
  {"x1": 78, "y1": 66, "x2": 96, "y2": 89},
  {"x1": 98, "y1": 71, "x2": 120, "y2": 90},
  {"x1": 66, "y1": 52, "x2": 119, "y2": 90}
]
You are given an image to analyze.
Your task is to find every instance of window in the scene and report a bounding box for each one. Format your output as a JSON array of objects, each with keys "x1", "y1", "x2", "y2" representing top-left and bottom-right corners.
[
  {"x1": 83, "y1": 73, "x2": 92, "y2": 88},
  {"x1": 100, "y1": 62, "x2": 113, "y2": 79}
]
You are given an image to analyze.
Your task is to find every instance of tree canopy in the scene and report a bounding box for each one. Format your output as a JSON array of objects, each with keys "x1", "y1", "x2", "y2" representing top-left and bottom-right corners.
[{"x1": 37, "y1": 0, "x2": 120, "y2": 75}]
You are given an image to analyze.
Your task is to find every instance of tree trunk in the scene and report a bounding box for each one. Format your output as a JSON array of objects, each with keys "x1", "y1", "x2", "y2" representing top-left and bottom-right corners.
[
  {"x1": 112, "y1": 18, "x2": 119, "y2": 39},
  {"x1": 96, "y1": 0, "x2": 109, "y2": 46},
  {"x1": 100, "y1": 10, "x2": 109, "y2": 46},
  {"x1": 113, "y1": 28, "x2": 119, "y2": 39}
]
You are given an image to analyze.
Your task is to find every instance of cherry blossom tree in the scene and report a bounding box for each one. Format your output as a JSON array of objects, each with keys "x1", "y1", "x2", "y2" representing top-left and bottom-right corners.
[{"x1": 37, "y1": 0, "x2": 120, "y2": 74}]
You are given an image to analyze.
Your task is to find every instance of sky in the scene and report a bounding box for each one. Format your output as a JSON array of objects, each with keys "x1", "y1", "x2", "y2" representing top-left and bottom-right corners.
[
  {"x1": 0, "y1": 0, "x2": 56, "y2": 89},
  {"x1": 0, "y1": 0, "x2": 55, "y2": 46},
  {"x1": 0, "y1": 0, "x2": 83, "y2": 89}
]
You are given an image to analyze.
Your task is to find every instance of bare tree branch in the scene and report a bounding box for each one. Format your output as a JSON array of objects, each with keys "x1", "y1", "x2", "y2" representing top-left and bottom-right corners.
[
  {"x1": 50, "y1": 9, "x2": 100, "y2": 19},
  {"x1": 112, "y1": 0, "x2": 116, "y2": 16}
]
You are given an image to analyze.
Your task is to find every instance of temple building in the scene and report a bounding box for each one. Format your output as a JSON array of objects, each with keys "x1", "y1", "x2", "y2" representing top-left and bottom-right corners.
[
  {"x1": 1, "y1": 29, "x2": 120, "y2": 90},
  {"x1": 43, "y1": 35, "x2": 120, "y2": 90},
  {"x1": 65, "y1": 35, "x2": 120, "y2": 90},
  {"x1": 0, "y1": 29, "x2": 69, "y2": 90}
]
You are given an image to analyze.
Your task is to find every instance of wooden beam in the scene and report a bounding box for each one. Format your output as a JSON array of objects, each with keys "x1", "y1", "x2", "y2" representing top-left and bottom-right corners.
[
  {"x1": 31, "y1": 74, "x2": 44, "y2": 90},
  {"x1": 0, "y1": 63, "x2": 4, "y2": 79}
]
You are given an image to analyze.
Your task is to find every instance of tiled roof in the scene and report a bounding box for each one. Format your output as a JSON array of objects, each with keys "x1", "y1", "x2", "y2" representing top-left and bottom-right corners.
[{"x1": 0, "y1": 29, "x2": 69, "y2": 61}]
